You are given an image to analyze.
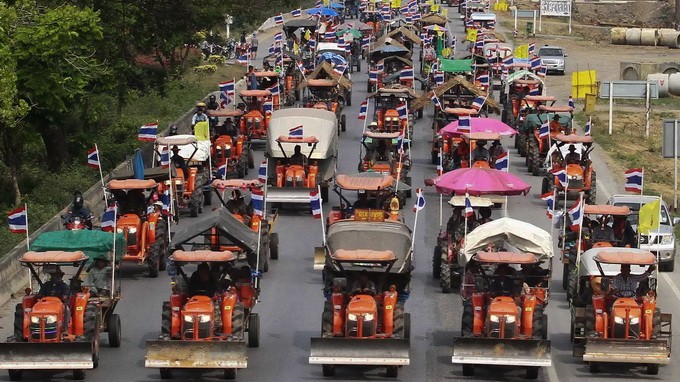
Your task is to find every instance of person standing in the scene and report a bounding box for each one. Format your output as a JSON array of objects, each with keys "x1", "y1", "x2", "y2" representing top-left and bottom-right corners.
[{"x1": 250, "y1": 33, "x2": 259, "y2": 59}]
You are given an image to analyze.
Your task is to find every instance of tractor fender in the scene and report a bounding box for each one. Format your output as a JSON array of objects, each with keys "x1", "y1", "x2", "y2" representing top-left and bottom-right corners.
[
  {"x1": 382, "y1": 291, "x2": 398, "y2": 336},
  {"x1": 146, "y1": 212, "x2": 160, "y2": 244},
  {"x1": 221, "y1": 291, "x2": 238, "y2": 335},
  {"x1": 593, "y1": 295, "x2": 607, "y2": 335},
  {"x1": 332, "y1": 292, "x2": 344, "y2": 336},
  {"x1": 471, "y1": 293, "x2": 486, "y2": 335},
  {"x1": 521, "y1": 295, "x2": 538, "y2": 337},
  {"x1": 170, "y1": 294, "x2": 184, "y2": 338},
  {"x1": 642, "y1": 296, "x2": 657, "y2": 339},
  {"x1": 140, "y1": 221, "x2": 149, "y2": 258},
  {"x1": 72, "y1": 292, "x2": 90, "y2": 336},
  {"x1": 20, "y1": 295, "x2": 38, "y2": 338}
]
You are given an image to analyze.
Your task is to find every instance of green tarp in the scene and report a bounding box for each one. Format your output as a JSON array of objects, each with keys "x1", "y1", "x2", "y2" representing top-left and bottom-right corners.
[
  {"x1": 32, "y1": 230, "x2": 126, "y2": 261},
  {"x1": 439, "y1": 59, "x2": 474, "y2": 73}
]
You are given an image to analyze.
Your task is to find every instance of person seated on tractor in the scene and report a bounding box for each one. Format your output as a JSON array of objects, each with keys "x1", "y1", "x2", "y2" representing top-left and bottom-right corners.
[
  {"x1": 351, "y1": 270, "x2": 376, "y2": 294},
  {"x1": 478, "y1": 207, "x2": 493, "y2": 224},
  {"x1": 520, "y1": 262, "x2": 550, "y2": 287},
  {"x1": 489, "y1": 264, "x2": 516, "y2": 296},
  {"x1": 64, "y1": 191, "x2": 93, "y2": 229},
  {"x1": 39, "y1": 268, "x2": 70, "y2": 300},
  {"x1": 123, "y1": 189, "x2": 146, "y2": 215},
  {"x1": 372, "y1": 139, "x2": 394, "y2": 163},
  {"x1": 454, "y1": 213, "x2": 480, "y2": 241},
  {"x1": 191, "y1": 102, "x2": 209, "y2": 132},
  {"x1": 471, "y1": 140, "x2": 490, "y2": 162},
  {"x1": 446, "y1": 206, "x2": 464, "y2": 236},
  {"x1": 216, "y1": 118, "x2": 238, "y2": 140},
  {"x1": 171, "y1": 145, "x2": 189, "y2": 180},
  {"x1": 563, "y1": 144, "x2": 580, "y2": 165},
  {"x1": 591, "y1": 217, "x2": 615, "y2": 243},
  {"x1": 613, "y1": 215, "x2": 637, "y2": 247},
  {"x1": 189, "y1": 262, "x2": 218, "y2": 296},
  {"x1": 384, "y1": 94, "x2": 399, "y2": 110},
  {"x1": 451, "y1": 140, "x2": 470, "y2": 169},
  {"x1": 353, "y1": 192, "x2": 377, "y2": 209},
  {"x1": 226, "y1": 189, "x2": 252, "y2": 220},
  {"x1": 206, "y1": 94, "x2": 219, "y2": 111},
  {"x1": 289, "y1": 144, "x2": 308, "y2": 166},
  {"x1": 610, "y1": 263, "x2": 655, "y2": 298},
  {"x1": 489, "y1": 140, "x2": 506, "y2": 161},
  {"x1": 549, "y1": 114, "x2": 563, "y2": 134},
  {"x1": 85, "y1": 257, "x2": 112, "y2": 297}
]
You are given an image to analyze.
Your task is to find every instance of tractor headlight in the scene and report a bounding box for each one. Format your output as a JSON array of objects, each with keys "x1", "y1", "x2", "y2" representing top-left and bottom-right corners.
[
  {"x1": 364, "y1": 313, "x2": 374, "y2": 321},
  {"x1": 45, "y1": 315, "x2": 58, "y2": 324},
  {"x1": 630, "y1": 317, "x2": 640, "y2": 325},
  {"x1": 505, "y1": 315, "x2": 516, "y2": 324},
  {"x1": 198, "y1": 314, "x2": 211, "y2": 323},
  {"x1": 128, "y1": 227, "x2": 137, "y2": 234},
  {"x1": 489, "y1": 315, "x2": 499, "y2": 323},
  {"x1": 175, "y1": 180, "x2": 183, "y2": 185},
  {"x1": 348, "y1": 313, "x2": 357, "y2": 321},
  {"x1": 661, "y1": 235, "x2": 673, "y2": 245},
  {"x1": 184, "y1": 315, "x2": 194, "y2": 323},
  {"x1": 286, "y1": 176, "x2": 293, "y2": 181},
  {"x1": 385, "y1": 117, "x2": 392, "y2": 122},
  {"x1": 30, "y1": 316, "x2": 40, "y2": 324},
  {"x1": 116, "y1": 228, "x2": 124, "y2": 233},
  {"x1": 614, "y1": 316, "x2": 624, "y2": 325},
  {"x1": 224, "y1": 144, "x2": 232, "y2": 150}
]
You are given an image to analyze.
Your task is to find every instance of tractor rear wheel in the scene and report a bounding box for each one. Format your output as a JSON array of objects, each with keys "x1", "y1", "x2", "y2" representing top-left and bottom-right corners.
[
  {"x1": 385, "y1": 366, "x2": 398, "y2": 378},
  {"x1": 231, "y1": 303, "x2": 245, "y2": 338},
  {"x1": 107, "y1": 314, "x2": 122, "y2": 348},
  {"x1": 346, "y1": 91, "x2": 352, "y2": 106},
  {"x1": 13, "y1": 303, "x2": 23, "y2": 340},
  {"x1": 224, "y1": 368, "x2": 237, "y2": 380},
  {"x1": 340, "y1": 114, "x2": 347, "y2": 132},
  {"x1": 392, "y1": 304, "x2": 406, "y2": 338},
  {"x1": 8, "y1": 370, "x2": 22, "y2": 381},
  {"x1": 529, "y1": 140, "x2": 541, "y2": 176},
  {"x1": 161, "y1": 302, "x2": 172, "y2": 337},
  {"x1": 322, "y1": 365, "x2": 335, "y2": 377},
  {"x1": 247, "y1": 313, "x2": 260, "y2": 348},
  {"x1": 461, "y1": 300, "x2": 474, "y2": 337},
  {"x1": 269, "y1": 233, "x2": 279, "y2": 260},
  {"x1": 432, "y1": 246, "x2": 442, "y2": 279},
  {"x1": 403, "y1": 312, "x2": 411, "y2": 340},
  {"x1": 586, "y1": 172, "x2": 597, "y2": 204},
  {"x1": 247, "y1": 149, "x2": 255, "y2": 169},
  {"x1": 462, "y1": 364, "x2": 475, "y2": 376},
  {"x1": 532, "y1": 304, "x2": 546, "y2": 340},
  {"x1": 585, "y1": 305, "x2": 595, "y2": 335},
  {"x1": 440, "y1": 260, "x2": 453, "y2": 294},
  {"x1": 153, "y1": 219, "x2": 168, "y2": 273}
]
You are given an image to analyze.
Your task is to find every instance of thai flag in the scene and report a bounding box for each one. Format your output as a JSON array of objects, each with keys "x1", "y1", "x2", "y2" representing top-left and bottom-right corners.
[
  {"x1": 87, "y1": 146, "x2": 100, "y2": 168},
  {"x1": 288, "y1": 125, "x2": 303, "y2": 138},
  {"x1": 252, "y1": 188, "x2": 264, "y2": 216},
  {"x1": 274, "y1": 32, "x2": 283, "y2": 43},
  {"x1": 405, "y1": 13, "x2": 412, "y2": 23},
  {"x1": 464, "y1": 195, "x2": 474, "y2": 217},
  {"x1": 397, "y1": 103, "x2": 408, "y2": 120},
  {"x1": 358, "y1": 100, "x2": 368, "y2": 120},
  {"x1": 541, "y1": 191, "x2": 555, "y2": 210},
  {"x1": 495, "y1": 152, "x2": 508, "y2": 172},
  {"x1": 458, "y1": 115, "x2": 471, "y2": 133},
  {"x1": 219, "y1": 80, "x2": 235, "y2": 108},
  {"x1": 476, "y1": 72, "x2": 489, "y2": 87},
  {"x1": 376, "y1": 62, "x2": 384, "y2": 72},
  {"x1": 471, "y1": 96, "x2": 486, "y2": 110},
  {"x1": 345, "y1": 42, "x2": 351, "y2": 54},
  {"x1": 413, "y1": 189, "x2": 426, "y2": 212},
  {"x1": 291, "y1": 8, "x2": 301, "y2": 17},
  {"x1": 431, "y1": 60, "x2": 439, "y2": 72},
  {"x1": 584, "y1": 116, "x2": 592, "y2": 136},
  {"x1": 475, "y1": 39, "x2": 484, "y2": 49},
  {"x1": 400, "y1": 5, "x2": 408, "y2": 13},
  {"x1": 297, "y1": 61, "x2": 305, "y2": 74},
  {"x1": 160, "y1": 189, "x2": 171, "y2": 214},
  {"x1": 268, "y1": 83, "x2": 280, "y2": 95},
  {"x1": 310, "y1": 189, "x2": 322, "y2": 219},
  {"x1": 537, "y1": 66, "x2": 547, "y2": 78},
  {"x1": 400, "y1": 67, "x2": 414, "y2": 81},
  {"x1": 274, "y1": 13, "x2": 284, "y2": 25},
  {"x1": 465, "y1": 19, "x2": 474, "y2": 28},
  {"x1": 412, "y1": 12, "x2": 421, "y2": 21},
  {"x1": 431, "y1": 92, "x2": 442, "y2": 109},
  {"x1": 552, "y1": 168, "x2": 568, "y2": 187},
  {"x1": 528, "y1": 42, "x2": 536, "y2": 56},
  {"x1": 529, "y1": 86, "x2": 541, "y2": 95},
  {"x1": 381, "y1": 9, "x2": 391, "y2": 21},
  {"x1": 338, "y1": 37, "x2": 345, "y2": 48},
  {"x1": 568, "y1": 96, "x2": 575, "y2": 109},
  {"x1": 434, "y1": 71, "x2": 444, "y2": 86},
  {"x1": 237, "y1": 53, "x2": 249, "y2": 65},
  {"x1": 268, "y1": 44, "x2": 275, "y2": 55},
  {"x1": 324, "y1": 30, "x2": 335, "y2": 40},
  {"x1": 436, "y1": 150, "x2": 443, "y2": 176},
  {"x1": 7, "y1": 206, "x2": 27, "y2": 233},
  {"x1": 569, "y1": 197, "x2": 584, "y2": 230},
  {"x1": 530, "y1": 56, "x2": 541, "y2": 70},
  {"x1": 263, "y1": 100, "x2": 274, "y2": 115},
  {"x1": 502, "y1": 54, "x2": 513, "y2": 67},
  {"x1": 308, "y1": 38, "x2": 316, "y2": 49},
  {"x1": 361, "y1": 37, "x2": 370, "y2": 49},
  {"x1": 159, "y1": 146, "x2": 170, "y2": 168},
  {"x1": 539, "y1": 121, "x2": 550, "y2": 138},
  {"x1": 138, "y1": 123, "x2": 158, "y2": 141},
  {"x1": 258, "y1": 161, "x2": 267, "y2": 183},
  {"x1": 217, "y1": 162, "x2": 228, "y2": 179},
  {"x1": 369, "y1": 70, "x2": 379, "y2": 83},
  {"x1": 625, "y1": 168, "x2": 644, "y2": 194},
  {"x1": 315, "y1": 0, "x2": 322, "y2": 7},
  {"x1": 100, "y1": 205, "x2": 117, "y2": 229},
  {"x1": 333, "y1": 64, "x2": 347, "y2": 76}
]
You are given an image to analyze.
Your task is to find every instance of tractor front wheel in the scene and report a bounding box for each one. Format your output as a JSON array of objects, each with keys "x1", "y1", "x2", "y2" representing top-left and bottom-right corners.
[
  {"x1": 13, "y1": 303, "x2": 23, "y2": 340},
  {"x1": 8, "y1": 370, "x2": 22, "y2": 381},
  {"x1": 107, "y1": 314, "x2": 122, "y2": 348},
  {"x1": 385, "y1": 366, "x2": 398, "y2": 378},
  {"x1": 461, "y1": 300, "x2": 474, "y2": 337},
  {"x1": 341, "y1": 114, "x2": 347, "y2": 132},
  {"x1": 161, "y1": 302, "x2": 172, "y2": 337},
  {"x1": 248, "y1": 149, "x2": 255, "y2": 169},
  {"x1": 531, "y1": 304, "x2": 547, "y2": 340},
  {"x1": 462, "y1": 364, "x2": 475, "y2": 376},
  {"x1": 322, "y1": 365, "x2": 335, "y2": 377},
  {"x1": 232, "y1": 304, "x2": 245, "y2": 338},
  {"x1": 248, "y1": 313, "x2": 260, "y2": 348},
  {"x1": 432, "y1": 245, "x2": 442, "y2": 279},
  {"x1": 440, "y1": 259, "x2": 453, "y2": 294},
  {"x1": 392, "y1": 304, "x2": 406, "y2": 339},
  {"x1": 224, "y1": 368, "x2": 237, "y2": 380}
]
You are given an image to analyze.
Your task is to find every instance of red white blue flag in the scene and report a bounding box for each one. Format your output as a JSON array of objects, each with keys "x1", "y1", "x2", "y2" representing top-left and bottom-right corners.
[
  {"x1": 219, "y1": 80, "x2": 235, "y2": 108},
  {"x1": 569, "y1": 196, "x2": 584, "y2": 230},
  {"x1": 358, "y1": 100, "x2": 368, "y2": 120},
  {"x1": 494, "y1": 152, "x2": 508, "y2": 172},
  {"x1": 101, "y1": 205, "x2": 117, "y2": 229},
  {"x1": 539, "y1": 121, "x2": 550, "y2": 138},
  {"x1": 625, "y1": 168, "x2": 643, "y2": 194},
  {"x1": 274, "y1": 13, "x2": 284, "y2": 25},
  {"x1": 413, "y1": 188, "x2": 426, "y2": 212},
  {"x1": 291, "y1": 8, "x2": 301, "y2": 17},
  {"x1": 465, "y1": 195, "x2": 474, "y2": 217},
  {"x1": 252, "y1": 188, "x2": 264, "y2": 216},
  {"x1": 87, "y1": 147, "x2": 100, "y2": 169},
  {"x1": 138, "y1": 123, "x2": 158, "y2": 142},
  {"x1": 258, "y1": 160, "x2": 267, "y2": 183},
  {"x1": 7, "y1": 206, "x2": 27, "y2": 233},
  {"x1": 289, "y1": 125, "x2": 303, "y2": 138},
  {"x1": 310, "y1": 189, "x2": 322, "y2": 219}
]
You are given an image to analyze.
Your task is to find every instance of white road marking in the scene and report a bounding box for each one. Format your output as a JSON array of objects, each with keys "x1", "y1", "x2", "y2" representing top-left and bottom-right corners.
[{"x1": 662, "y1": 273, "x2": 680, "y2": 302}]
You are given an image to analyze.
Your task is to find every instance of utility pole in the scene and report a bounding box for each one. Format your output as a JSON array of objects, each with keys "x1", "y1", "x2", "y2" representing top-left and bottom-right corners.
[{"x1": 676, "y1": 0, "x2": 680, "y2": 30}]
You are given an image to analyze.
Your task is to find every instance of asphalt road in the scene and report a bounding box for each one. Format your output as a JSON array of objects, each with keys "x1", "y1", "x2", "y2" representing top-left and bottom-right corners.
[{"x1": 0, "y1": 5, "x2": 678, "y2": 382}]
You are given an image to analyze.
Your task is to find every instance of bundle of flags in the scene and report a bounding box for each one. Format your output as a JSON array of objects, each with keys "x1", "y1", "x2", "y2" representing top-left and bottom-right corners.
[
  {"x1": 361, "y1": 37, "x2": 370, "y2": 50},
  {"x1": 87, "y1": 146, "x2": 100, "y2": 169},
  {"x1": 552, "y1": 168, "x2": 568, "y2": 187},
  {"x1": 476, "y1": 72, "x2": 490, "y2": 87},
  {"x1": 528, "y1": 42, "x2": 536, "y2": 56},
  {"x1": 219, "y1": 80, "x2": 235, "y2": 108},
  {"x1": 434, "y1": 70, "x2": 444, "y2": 86},
  {"x1": 267, "y1": 83, "x2": 280, "y2": 96},
  {"x1": 333, "y1": 64, "x2": 347, "y2": 76},
  {"x1": 369, "y1": 70, "x2": 379, "y2": 84},
  {"x1": 263, "y1": 100, "x2": 274, "y2": 115},
  {"x1": 217, "y1": 162, "x2": 228, "y2": 179},
  {"x1": 568, "y1": 96, "x2": 575, "y2": 109},
  {"x1": 624, "y1": 168, "x2": 643, "y2": 194},
  {"x1": 530, "y1": 56, "x2": 542, "y2": 71},
  {"x1": 138, "y1": 123, "x2": 158, "y2": 142},
  {"x1": 7, "y1": 206, "x2": 28, "y2": 233},
  {"x1": 464, "y1": 195, "x2": 474, "y2": 218}
]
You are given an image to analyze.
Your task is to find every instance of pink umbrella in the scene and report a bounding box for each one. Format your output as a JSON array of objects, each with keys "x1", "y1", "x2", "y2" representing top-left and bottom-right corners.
[
  {"x1": 439, "y1": 118, "x2": 517, "y2": 137},
  {"x1": 424, "y1": 168, "x2": 531, "y2": 196}
]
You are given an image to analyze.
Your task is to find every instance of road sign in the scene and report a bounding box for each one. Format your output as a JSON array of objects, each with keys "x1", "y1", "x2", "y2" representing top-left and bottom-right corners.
[{"x1": 662, "y1": 120, "x2": 680, "y2": 158}]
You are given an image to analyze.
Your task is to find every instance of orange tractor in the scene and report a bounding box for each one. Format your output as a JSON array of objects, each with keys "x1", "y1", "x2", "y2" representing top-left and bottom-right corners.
[
  {"x1": 359, "y1": 131, "x2": 412, "y2": 199},
  {"x1": 1, "y1": 230, "x2": 125, "y2": 380},
  {"x1": 570, "y1": 248, "x2": 672, "y2": 374},
  {"x1": 368, "y1": 87, "x2": 418, "y2": 133},
  {"x1": 453, "y1": 250, "x2": 552, "y2": 379},
  {"x1": 301, "y1": 78, "x2": 348, "y2": 132},
  {"x1": 238, "y1": 89, "x2": 273, "y2": 140},
  {"x1": 107, "y1": 179, "x2": 168, "y2": 277},
  {"x1": 430, "y1": 107, "x2": 478, "y2": 166},
  {"x1": 145, "y1": 250, "x2": 261, "y2": 380},
  {"x1": 208, "y1": 109, "x2": 254, "y2": 179},
  {"x1": 253, "y1": 70, "x2": 282, "y2": 107},
  {"x1": 310, "y1": 218, "x2": 413, "y2": 378},
  {"x1": 523, "y1": 105, "x2": 574, "y2": 176},
  {"x1": 541, "y1": 133, "x2": 596, "y2": 204}
]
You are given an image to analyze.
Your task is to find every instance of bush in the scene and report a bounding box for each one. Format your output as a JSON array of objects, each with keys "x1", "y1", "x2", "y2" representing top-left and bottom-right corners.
[
  {"x1": 194, "y1": 64, "x2": 218, "y2": 74},
  {"x1": 207, "y1": 55, "x2": 227, "y2": 66}
]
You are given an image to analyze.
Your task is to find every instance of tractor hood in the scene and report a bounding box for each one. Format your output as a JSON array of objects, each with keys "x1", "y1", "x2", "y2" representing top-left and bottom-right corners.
[{"x1": 266, "y1": 108, "x2": 339, "y2": 160}]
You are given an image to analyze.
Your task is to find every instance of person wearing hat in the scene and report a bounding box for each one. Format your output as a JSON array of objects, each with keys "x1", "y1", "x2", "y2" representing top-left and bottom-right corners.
[
  {"x1": 351, "y1": 270, "x2": 376, "y2": 294},
  {"x1": 85, "y1": 257, "x2": 112, "y2": 297},
  {"x1": 189, "y1": 262, "x2": 218, "y2": 296},
  {"x1": 564, "y1": 144, "x2": 580, "y2": 165},
  {"x1": 171, "y1": 145, "x2": 189, "y2": 179},
  {"x1": 39, "y1": 267, "x2": 70, "y2": 300},
  {"x1": 64, "y1": 191, "x2": 93, "y2": 229},
  {"x1": 471, "y1": 139, "x2": 490, "y2": 162},
  {"x1": 489, "y1": 140, "x2": 506, "y2": 162},
  {"x1": 549, "y1": 114, "x2": 563, "y2": 134},
  {"x1": 226, "y1": 189, "x2": 252, "y2": 222},
  {"x1": 290, "y1": 144, "x2": 307, "y2": 166},
  {"x1": 191, "y1": 102, "x2": 209, "y2": 130}
]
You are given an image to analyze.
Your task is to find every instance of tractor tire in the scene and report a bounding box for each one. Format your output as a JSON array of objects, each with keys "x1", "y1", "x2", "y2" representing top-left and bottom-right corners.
[
  {"x1": 562, "y1": 263, "x2": 570, "y2": 291},
  {"x1": 83, "y1": 302, "x2": 100, "y2": 368},
  {"x1": 586, "y1": 172, "x2": 597, "y2": 204},
  {"x1": 72, "y1": 370, "x2": 86, "y2": 380},
  {"x1": 405, "y1": 176, "x2": 412, "y2": 198},
  {"x1": 13, "y1": 303, "x2": 23, "y2": 340},
  {"x1": 661, "y1": 260, "x2": 675, "y2": 272},
  {"x1": 189, "y1": 194, "x2": 200, "y2": 218},
  {"x1": 346, "y1": 91, "x2": 352, "y2": 106},
  {"x1": 198, "y1": 192, "x2": 204, "y2": 214},
  {"x1": 589, "y1": 362, "x2": 600, "y2": 373},
  {"x1": 147, "y1": 234, "x2": 162, "y2": 279},
  {"x1": 440, "y1": 260, "x2": 453, "y2": 294},
  {"x1": 462, "y1": 364, "x2": 475, "y2": 376},
  {"x1": 653, "y1": 308, "x2": 662, "y2": 338},
  {"x1": 159, "y1": 368, "x2": 172, "y2": 379},
  {"x1": 431, "y1": 151, "x2": 438, "y2": 165},
  {"x1": 647, "y1": 364, "x2": 659, "y2": 375},
  {"x1": 161, "y1": 302, "x2": 172, "y2": 337},
  {"x1": 322, "y1": 365, "x2": 336, "y2": 377},
  {"x1": 385, "y1": 366, "x2": 398, "y2": 378},
  {"x1": 517, "y1": 134, "x2": 526, "y2": 157},
  {"x1": 526, "y1": 367, "x2": 539, "y2": 379},
  {"x1": 502, "y1": 109, "x2": 508, "y2": 124},
  {"x1": 213, "y1": 301, "x2": 223, "y2": 335},
  {"x1": 269, "y1": 233, "x2": 279, "y2": 260},
  {"x1": 248, "y1": 149, "x2": 255, "y2": 169},
  {"x1": 392, "y1": 304, "x2": 406, "y2": 338},
  {"x1": 531, "y1": 304, "x2": 546, "y2": 340},
  {"x1": 432, "y1": 245, "x2": 442, "y2": 279},
  {"x1": 529, "y1": 141, "x2": 541, "y2": 176},
  {"x1": 107, "y1": 314, "x2": 122, "y2": 348},
  {"x1": 155, "y1": 219, "x2": 168, "y2": 272},
  {"x1": 8, "y1": 370, "x2": 22, "y2": 381},
  {"x1": 461, "y1": 300, "x2": 474, "y2": 337},
  {"x1": 367, "y1": 81, "x2": 372, "y2": 93},
  {"x1": 585, "y1": 305, "x2": 595, "y2": 335},
  {"x1": 321, "y1": 185, "x2": 329, "y2": 203},
  {"x1": 403, "y1": 312, "x2": 411, "y2": 340},
  {"x1": 341, "y1": 114, "x2": 347, "y2": 132},
  {"x1": 568, "y1": 266, "x2": 586, "y2": 306},
  {"x1": 417, "y1": 108, "x2": 423, "y2": 119},
  {"x1": 541, "y1": 177, "x2": 551, "y2": 195},
  {"x1": 231, "y1": 303, "x2": 245, "y2": 338},
  {"x1": 237, "y1": 161, "x2": 246, "y2": 179},
  {"x1": 224, "y1": 368, "x2": 237, "y2": 380},
  {"x1": 248, "y1": 313, "x2": 260, "y2": 348},
  {"x1": 321, "y1": 302, "x2": 333, "y2": 336}
]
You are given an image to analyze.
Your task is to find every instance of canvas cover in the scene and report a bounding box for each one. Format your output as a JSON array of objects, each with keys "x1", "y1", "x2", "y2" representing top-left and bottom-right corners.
[{"x1": 32, "y1": 230, "x2": 126, "y2": 261}]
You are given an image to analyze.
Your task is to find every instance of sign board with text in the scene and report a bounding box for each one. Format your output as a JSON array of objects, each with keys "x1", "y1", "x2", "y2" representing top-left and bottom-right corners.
[{"x1": 540, "y1": 0, "x2": 572, "y2": 17}]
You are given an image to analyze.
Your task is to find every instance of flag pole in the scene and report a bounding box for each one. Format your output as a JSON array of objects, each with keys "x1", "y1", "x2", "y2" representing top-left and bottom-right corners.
[
  {"x1": 233, "y1": 77, "x2": 236, "y2": 110},
  {"x1": 411, "y1": 189, "x2": 421, "y2": 255},
  {"x1": 575, "y1": 192, "x2": 585, "y2": 296},
  {"x1": 24, "y1": 203, "x2": 31, "y2": 290},
  {"x1": 167, "y1": 144, "x2": 174, "y2": 239},
  {"x1": 438, "y1": 146, "x2": 443, "y2": 229},
  {"x1": 550, "y1": 188, "x2": 556, "y2": 240},
  {"x1": 95, "y1": 144, "x2": 109, "y2": 207},
  {"x1": 254, "y1": 209, "x2": 262, "y2": 289},
  {"x1": 362, "y1": 98, "x2": 369, "y2": 134},
  {"x1": 111, "y1": 206, "x2": 117, "y2": 300},
  {"x1": 637, "y1": 167, "x2": 645, "y2": 247},
  {"x1": 561, "y1": 178, "x2": 569, "y2": 254},
  {"x1": 318, "y1": 185, "x2": 327, "y2": 246}
]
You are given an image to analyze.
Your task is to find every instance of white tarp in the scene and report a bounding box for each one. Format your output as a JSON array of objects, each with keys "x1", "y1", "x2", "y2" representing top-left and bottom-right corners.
[
  {"x1": 578, "y1": 247, "x2": 654, "y2": 277},
  {"x1": 462, "y1": 217, "x2": 553, "y2": 265}
]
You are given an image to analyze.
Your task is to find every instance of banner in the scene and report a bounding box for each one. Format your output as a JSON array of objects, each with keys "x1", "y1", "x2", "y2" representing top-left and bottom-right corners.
[
  {"x1": 466, "y1": 29, "x2": 478, "y2": 42},
  {"x1": 513, "y1": 44, "x2": 529, "y2": 59},
  {"x1": 540, "y1": 0, "x2": 571, "y2": 17}
]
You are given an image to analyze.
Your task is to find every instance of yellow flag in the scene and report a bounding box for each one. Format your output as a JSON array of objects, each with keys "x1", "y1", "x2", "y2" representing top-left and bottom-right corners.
[
  {"x1": 442, "y1": 8, "x2": 448, "y2": 17},
  {"x1": 638, "y1": 199, "x2": 661, "y2": 235},
  {"x1": 514, "y1": 44, "x2": 529, "y2": 59},
  {"x1": 431, "y1": 4, "x2": 440, "y2": 12},
  {"x1": 466, "y1": 29, "x2": 478, "y2": 42}
]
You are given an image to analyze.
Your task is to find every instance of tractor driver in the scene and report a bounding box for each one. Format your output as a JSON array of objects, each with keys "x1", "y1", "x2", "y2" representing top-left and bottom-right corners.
[
  {"x1": 590, "y1": 216, "x2": 615, "y2": 243},
  {"x1": 564, "y1": 145, "x2": 580, "y2": 165},
  {"x1": 189, "y1": 262, "x2": 218, "y2": 296},
  {"x1": 226, "y1": 189, "x2": 252, "y2": 221},
  {"x1": 85, "y1": 257, "x2": 112, "y2": 297},
  {"x1": 289, "y1": 145, "x2": 307, "y2": 166},
  {"x1": 39, "y1": 268, "x2": 70, "y2": 300},
  {"x1": 352, "y1": 270, "x2": 376, "y2": 294},
  {"x1": 64, "y1": 191, "x2": 93, "y2": 229},
  {"x1": 471, "y1": 140, "x2": 490, "y2": 162},
  {"x1": 171, "y1": 145, "x2": 189, "y2": 179},
  {"x1": 610, "y1": 263, "x2": 656, "y2": 298},
  {"x1": 490, "y1": 264, "x2": 516, "y2": 296},
  {"x1": 549, "y1": 114, "x2": 563, "y2": 134}
]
